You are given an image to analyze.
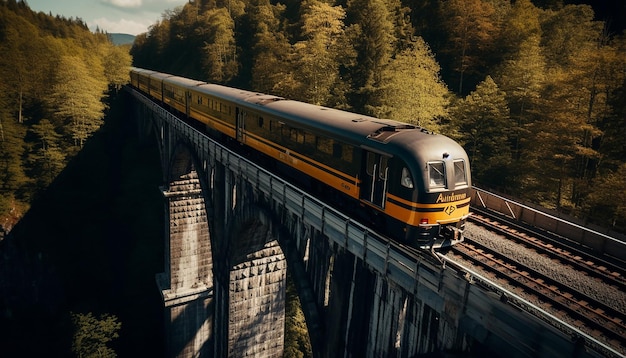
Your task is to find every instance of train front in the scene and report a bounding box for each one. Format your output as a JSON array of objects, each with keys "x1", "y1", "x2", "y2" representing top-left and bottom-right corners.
[{"x1": 395, "y1": 130, "x2": 472, "y2": 249}]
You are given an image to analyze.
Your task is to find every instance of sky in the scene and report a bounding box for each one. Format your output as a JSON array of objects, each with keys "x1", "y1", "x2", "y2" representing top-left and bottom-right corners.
[{"x1": 26, "y1": 0, "x2": 189, "y2": 36}]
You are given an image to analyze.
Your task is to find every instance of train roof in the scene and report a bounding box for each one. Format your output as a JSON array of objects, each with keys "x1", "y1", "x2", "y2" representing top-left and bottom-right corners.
[
  {"x1": 163, "y1": 75, "x2": 206, "y2": 88},
  {"x1": 189, "y1": 82, "x2": 433, "y2": 143},
  {"x1": 132, "y1": 67, "x2": 467, "y2": 163},
  {"x1": 264, "y1": 100, "x2": 467, "y2": 164},
  {"x1": 149, "y1": 72, "x2": 175, "y2": 81},
  {"x1": 130, "y1": 67, "x2": 157, "y2": 76}
]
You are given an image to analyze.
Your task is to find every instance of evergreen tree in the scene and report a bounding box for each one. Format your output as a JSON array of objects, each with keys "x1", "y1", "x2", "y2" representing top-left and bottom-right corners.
[
  {"x1": 0, "y1": 10, "x2": 46, "y2": 123},
  {"x1": 0, "y1": 89, "x2": 28, "y2": 221},
  {"x1": 27, "y1": 119, "x2": 65, "y2": 188},
  {"x1": 71, "y1": 312, "x2": 121, "y2": 358},
  {"x1": 586, "y1": 164, "x2": 626, "y2": 229},
  {"x1": 439, "y1": 0, "x2": 498, "y2": 95},
  {"x1": 292, "y1": 0, "x2": 347, "y2": 105},
  {"x1": 374, "y1": 37, "x2": 450, "y2": 130},
  {"x1": 346, "y1": 0, "x2": 396, "y2": 114},
  {"x1": 540, "y1": 4, "x2": 603, "y2": 69},
  {"x1": 202, "y1": 7, "x2": 239, "y2": 83},
  {"x1": 497, "y1": 0, "x2": 540, "y2": 58},
  {"x1": 451, "y1": 76, "x2": 512, "y2": 188},
  {"x1": 249, "y1": 0, "x2": 294, "y2": 95},
  {"x1": 495, "y1": 36, "x2": 545, "y2": 163}
]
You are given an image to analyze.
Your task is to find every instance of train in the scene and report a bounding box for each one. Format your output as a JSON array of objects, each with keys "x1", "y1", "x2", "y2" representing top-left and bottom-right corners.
[{"x1": 129, "y1": 67, "x2": 472, "y2": 249}]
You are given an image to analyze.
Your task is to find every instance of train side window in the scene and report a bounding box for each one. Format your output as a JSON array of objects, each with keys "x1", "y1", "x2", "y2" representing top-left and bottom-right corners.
[
  {"x1": 401, "y1": 167, "x2": 414, "y2": 188},
  {"x1": 258, "y1": 117, "x2": 264, "y2": 128},
  {"x1": 428, "y1": 161, "x2": 446, "y2": 188},
  {"x1": 454, "y1": 159, "x2": 467, "y2": 186},
  {"x1": 317, "y1": 137, "x2": 333, "y2": 155},
  {"x1": 379, "y1": 156, "x2": 389, "y2": 179},
  {"x1": 304, "y1": 130, "x2": 316, "y2": 147},
  {"x1": 342, "y1": 144, "x2": 354, "y2": 163},
  {"x1": 366, "y1": 152, "x2": 376, "y2": 176}
]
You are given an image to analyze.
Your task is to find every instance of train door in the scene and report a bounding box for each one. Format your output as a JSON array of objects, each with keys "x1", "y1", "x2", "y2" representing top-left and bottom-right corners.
[
  {"x1": 185, "y1": 91, "x2": 192, "y2": 117},
  {"x1": 360, "y1": 151, "x2": 390, "y2": 208},
  {"x1": 236, "y1": 108, "x2": 246, "y2": 142}
]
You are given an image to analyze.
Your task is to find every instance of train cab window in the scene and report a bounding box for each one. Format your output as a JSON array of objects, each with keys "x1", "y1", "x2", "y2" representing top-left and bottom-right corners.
[
  {"x1": 401, "y1": 167, "x2": 414, "y2": 188},
  {"x1": 454, "y1": 159, "x2": 467, "y2": 186},
  {"x1": 428, "y1": 161, "x2": 446, "y2": 188}
]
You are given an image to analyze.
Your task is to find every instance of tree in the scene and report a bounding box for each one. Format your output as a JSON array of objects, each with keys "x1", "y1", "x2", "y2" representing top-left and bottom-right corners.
[
  {"x1": 450, "y1": 76, "x2": 512, "y2": 188},
  {"x1": 540, "y1": 4, "x2": 603, "y2": 69},
  {"x1": 524, "y1": 67, "x2": 602, "y2": 209},
  {"x1": 202, "y1": 7, "x2": 238, "y2": 83},
  {"x1": 102, "y1": 44, "x2": 132, "y2": 91},
  {"x1": 49, "y1": 56, "x2": 107, "y2": 148},
  {"x1": 249, "y1": 0, "x2": 295, "y2": 96},
  {"x1": 497, "y1": 0, "x2": 541, "y2": 58},
  {"x1": 440, "y1": 0, "x2": 497, "y2": 94},
  {"x1": 532, "y1": 5, "x2": 613, "y2": 209},
  {"x1": 346, "y1": 0, "x2": 396, "y2": 114},
  {"x1": 26, "y1": 119, "x2": 65, "y2": 188},
  {"x1": 495, "y1": 36, "x2": 546, "y2": 162},
  {"x1": 586, "y1": 164, "x2": 626, "y2": 229},
  {"x1": 0, "y1": 10, "x2": 49, "y2": 123},
  {"x1": 373, "y1": 37, "x2": 450, "y2": 130},
  {"x1": 0, "y1": 87, "x2": 28, "y2": 225},
  {"x1": 292, "y1": 0, "x2": 347, "y2": 105},
  {"x1": 71, "y1": 312, "x2": 121, "y2": 358}
]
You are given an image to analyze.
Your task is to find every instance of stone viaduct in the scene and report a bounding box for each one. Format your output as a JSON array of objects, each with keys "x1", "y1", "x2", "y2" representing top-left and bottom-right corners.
[{"x1": 127, "y1": 88, "x2": 607, "y2": 358}]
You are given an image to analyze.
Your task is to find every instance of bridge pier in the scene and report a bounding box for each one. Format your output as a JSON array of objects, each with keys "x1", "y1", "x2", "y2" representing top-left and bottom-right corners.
[{"x1": 156, "y1": 167, "x2": 213, "y2": 356}]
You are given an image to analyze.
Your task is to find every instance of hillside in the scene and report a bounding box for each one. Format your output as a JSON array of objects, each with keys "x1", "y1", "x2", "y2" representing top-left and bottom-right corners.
[{"x1": 108, "y1": 33, "x2": 135, "y2": 46}]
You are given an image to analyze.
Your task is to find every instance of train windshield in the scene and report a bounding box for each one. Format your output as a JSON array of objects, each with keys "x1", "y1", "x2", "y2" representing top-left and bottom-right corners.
[
  {"x1": 428, "y1": 161, "x2": 446, "y2": 189},
  {"x1": 454, "y1": 159, "x2": 467, "y2": 186}
]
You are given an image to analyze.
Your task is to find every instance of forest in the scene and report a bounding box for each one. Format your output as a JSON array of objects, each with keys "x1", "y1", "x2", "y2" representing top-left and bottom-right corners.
[
  {"x1": 0, "y1": 0, "x2": 625, "y2": 236},
  {"x1": 0, "y1": 0, "x2": 132, "y2": 236},
  {"x1": 0, "y1": 0, "x2": 623, "y2": 355},
  {"x1": 130, "y1": 0, "x2": 626, "y2": 233}
]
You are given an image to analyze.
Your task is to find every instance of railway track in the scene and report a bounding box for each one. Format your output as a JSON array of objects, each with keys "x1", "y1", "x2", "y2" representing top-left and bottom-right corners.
[
  {"x1": 450, "y1": 209, "x2": 626, "y2": 356},
  {"x1": 470, "y1": 207, "x2": 626, "y2": 292}
]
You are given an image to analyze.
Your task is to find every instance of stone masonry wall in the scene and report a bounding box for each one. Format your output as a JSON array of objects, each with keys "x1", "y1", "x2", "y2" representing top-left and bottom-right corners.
[{"x1": 228, "y1": 223, "x2": 286, "y2": 358}]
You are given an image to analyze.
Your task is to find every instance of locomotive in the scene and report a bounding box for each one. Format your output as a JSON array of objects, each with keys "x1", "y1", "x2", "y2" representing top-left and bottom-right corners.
[{"x1": 129, "y1": 67, "x2": 471, "y2": 249}]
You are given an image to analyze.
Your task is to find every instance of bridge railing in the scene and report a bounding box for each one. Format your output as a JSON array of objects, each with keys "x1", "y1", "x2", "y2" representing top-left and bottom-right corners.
[
  {"x1": 221, "y1": 138, "x2": 440, "y2": 294},
  {"x1": 470, "y1": 187, "x2": 626, "y2": 262}
]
